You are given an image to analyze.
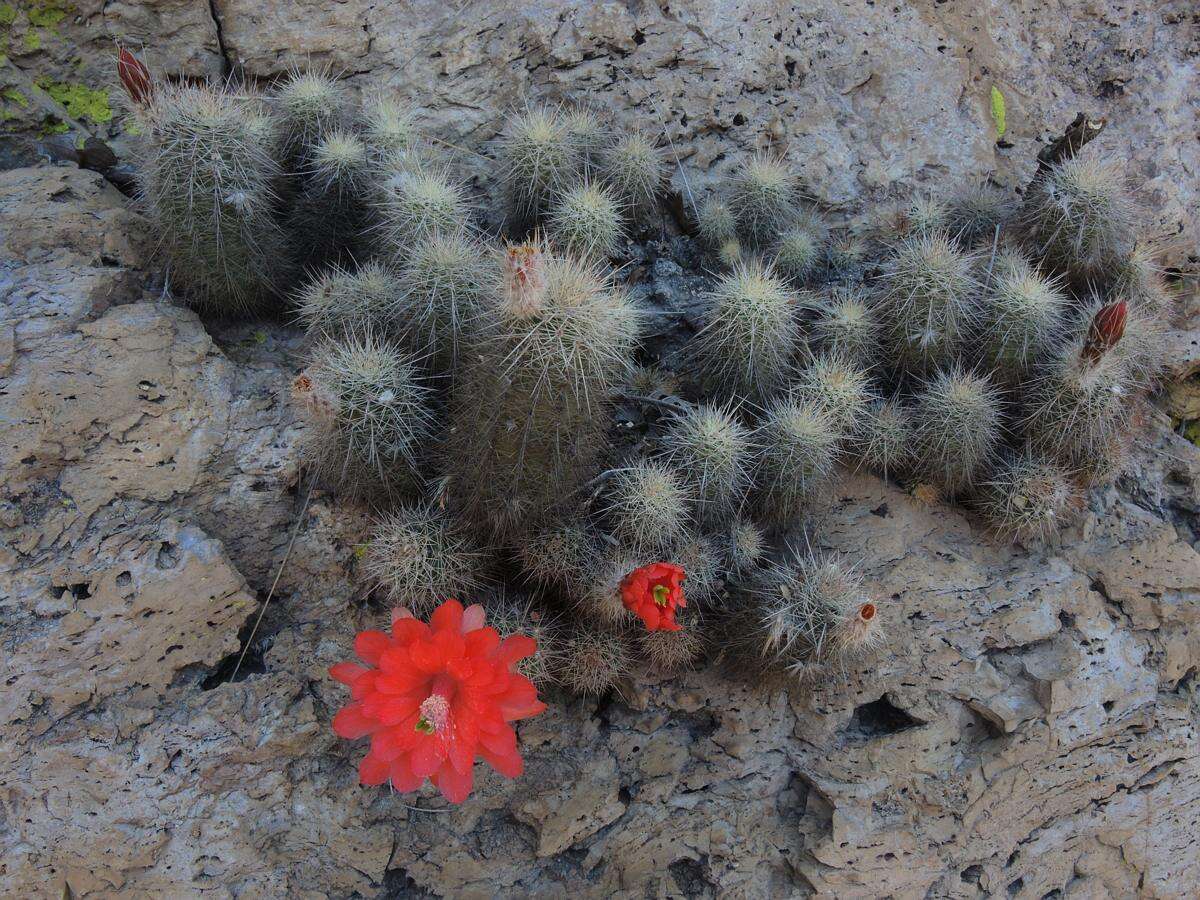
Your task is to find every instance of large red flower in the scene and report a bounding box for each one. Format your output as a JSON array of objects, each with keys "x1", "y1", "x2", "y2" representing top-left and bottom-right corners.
[
  {"x1": 620, "y1": 562, "x2": 687, "y2": 631},
  {"x1": 329, "y1": 599, "x2": 546, "y2": 804}
]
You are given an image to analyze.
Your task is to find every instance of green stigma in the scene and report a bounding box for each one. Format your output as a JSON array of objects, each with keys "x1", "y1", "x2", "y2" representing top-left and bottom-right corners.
[
  {"x1": 652, "y1": 584, "x2": 671, "y2": 607},
  {"x1": 414, "y1": 717, "x2": 435, "y2": 735}
]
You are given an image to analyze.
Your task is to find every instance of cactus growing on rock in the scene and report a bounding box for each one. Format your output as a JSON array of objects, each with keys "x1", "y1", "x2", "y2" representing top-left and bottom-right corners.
[
  {"x1": 599, "y1": 130, "x2": 667, "y2": 214},
  {"x1": 752, "y1": 397, "x2": 841, "y2": 526},
  {"x1": 131, "y1": 82, "x2": 293, "y2": 313},
  {"x1": 912, "y1": 366, "x2": 1004, "y2": 494},
  {"x1": 976, "y1": 450, "x2": 1078, "y2": 541},
  {"x1": 498, "y1": 106, "x2": 582, "y2": 221},
  {"x1": 292, "y1": 129, "x2": 374, "y2": 268},
  {"x1": 394, "y1": 230, "x2": 493, "y2": 365},
  {"x1": 729, "y1": 153, "x2": 800, "y2": 245},
  {"x1": 449, "y1": 244, "x2": 639, "y2": 536},
  {"x1": 878, "y1": 230, "x2": 980, "y2": 373},
  {"x1": 601, "y1": 460, "x2": 695, "y2": 557},
  {"x1": 516, "y1": 521, "x2": 600, "y2": 590},
  {"x1": 697, "y1": 196, "x2": 738, "y2": 249},
  {"x1": 811, "y1": 286, "x2": 879, "y2": 365},
  {"x1": 294, "y1": 262, "x2": 404, "y2": 338},
  {"x1": 689, "y1": 260, "x2": 800, "y2": 403},
  {"x1": 1020, "y1": 155, "x2": 1137, "y2": 279},
  {"x1": 732, "y1": 552, "x2": 882, "y2": 679},
  {"x1": 724, "y1": 518, "x2": 768, "y2": 575},
  {"x1": 773, "y1": 209, "x2": 827, "y2": 284},
  {"x1": 361, "y1": 503, "x2": 491, "y2": 613},
  {"x1": 1021, "y1": 300, "x2": 1137, "y2": 482},
  {"x1": 659, "y1": 403, "x2": 756, "y2": 522},
  {"x1": 361, "y1": 91, "x2": 421, "y2": 158},
  {"x1": 639, "y1": 606, "x2": 706, "y2": 671},
  {"x1": 547, "y1": 181, "x2": 626, "y2": 260},
  {"x1": 294, "y1": 330, "x2": 434, "y2": 496},
  {"x1": 947, "y1": 183, "x2": 1014, "y2": 247},
  {"x1": 275, "y1": 70, "x2": 350, "y2": 159},
  {"x1": 853, "y1": 398, "x2": 916, "y2": 480},
  {"x1": 558, "y1": 629, "x2": 631, "y2": 696},
  {"x1": 374, "y1": 160, "x2": 471, "y2": 253},
  {"x1": 792, "y1": 353, "x2": 875, "y2": 434},
  {"x1": 976, "y1": 250, "x2": 1068, "y2": 380}
]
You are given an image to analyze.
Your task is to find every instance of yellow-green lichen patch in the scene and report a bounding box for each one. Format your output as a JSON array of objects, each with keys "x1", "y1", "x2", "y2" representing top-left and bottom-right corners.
[
  {"x1": 27, "y1": 0, "x2": 70, "y2": 30},
  {"x1": 0, "y1": 4, "x2": 17, "y2": 26},
  {"x1": 22, "y1": 28, "x2": 40, "y2": 50},
  {"x1": 36, "y1": 78, "x2": 112, "y2": 124},
  {"x1": 3, "y1": 86, "x2": 29, "y2": 107}
]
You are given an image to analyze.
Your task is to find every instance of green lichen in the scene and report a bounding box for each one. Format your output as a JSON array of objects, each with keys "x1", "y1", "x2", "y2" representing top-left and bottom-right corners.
[
  {"x1": 36, "y1": 78, "x2": 112, "y2": 124},
  {"x1": 22, "y1": 28, "x2": 40, "y2": 50},
  {"x1": 38, "y1": 117, "x2": 69, "y2": 136},
  {"x1": 990, "y1": 86, "x2": 1006, "y2": 137},
  {"x1": 27, "y1": 0, "x2": 69, "y2": 30},
  {"x1": 0, "y1": 4, "x2": 16, "y2": 26},
  {"x1": 3, "y1": 87, "x2": 28, "y2": 107}
]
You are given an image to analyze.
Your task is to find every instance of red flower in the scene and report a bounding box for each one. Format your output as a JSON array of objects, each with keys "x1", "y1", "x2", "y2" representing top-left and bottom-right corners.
[
  {"x1": 1082, "y1": 299, "x2": 1127, "y2": 363},
  {"x1": 619, "y1": 562, "x2": 687, "y2": 631},
  {"x1": 117, "y1": 47, "x2": 154, "y2": 107},
  {"x1": 329, "y1": 599, "x2": 546, "y2": 804}
]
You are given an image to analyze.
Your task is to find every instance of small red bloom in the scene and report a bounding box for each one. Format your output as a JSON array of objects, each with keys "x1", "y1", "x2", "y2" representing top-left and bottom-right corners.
[
  {"x1": 1082, "y1": 299, "x2": 1127, "y2": 363},
  {"x1": 619, "y1": 562, "x2": 687, "y2": 632},
  {"x1": 117, "y1": 47, "x2": 154, "y2": 107},
  {"x1": 329, "y1": 599, "x2": 546, "y2": 804}
]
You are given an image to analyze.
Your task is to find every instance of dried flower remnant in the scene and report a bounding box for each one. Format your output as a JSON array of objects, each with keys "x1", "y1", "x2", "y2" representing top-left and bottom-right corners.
[
  {"x1": 503, "y1": 241, "x2": 548, "y2": 317},
  {"x1": 1082, "y1": 299, "x2": 1128, "y2": 364},
  {"x1": 117, "y1": 47, "x2": 154, "y2": 106}
]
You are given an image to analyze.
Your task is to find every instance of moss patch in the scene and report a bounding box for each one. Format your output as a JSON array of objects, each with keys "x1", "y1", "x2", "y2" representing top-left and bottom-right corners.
[
  {"x1": 0, "y1": 4, "x2": 17, "y2": 26},
  {"x1": 3, "y1": 86, "x2": 29, "y2": 107},
  {"x1": 36, "y1": 78, "x2": 112, "y2": 124}
]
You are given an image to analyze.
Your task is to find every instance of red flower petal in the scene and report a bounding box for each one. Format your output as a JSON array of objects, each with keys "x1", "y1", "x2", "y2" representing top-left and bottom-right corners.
[
  {"x1": 333, "y1": 704, "x2": 376, "y2": 740},
  {"x1": 330, "y1": 662, "x2": 369, "y2": 685},
  {"x1": 410, "y1": 737, "x2": 446, "y2": 779},
  {"x1": 480, "y1": 745, "x2": 523, "y2": 779},
  {"x1": 433, "y1": 760, "x2": 474, "y2": 804},
  {"x1": 389, "y1": 754, "x2": 423, "y2": 793},
  {"x1": 430, "y1": 598, "x2": 464, "y2": 633},
  {"x1": 354, "y1": 630, "x2": 392, "y2": 665},
  {"x1": 494, "y1": 635, "x2": 537, "y2": 666},
  {"x1": 359, "y1": 752, "x2": 391, "y2": 786}
]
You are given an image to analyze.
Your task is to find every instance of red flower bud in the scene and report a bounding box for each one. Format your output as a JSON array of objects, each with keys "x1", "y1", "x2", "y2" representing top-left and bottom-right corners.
[
  {"x1": 1082, "y1": 299, "x2": 1127, "y2": 363},
  {"x1": 117, "y1": 47, "x2": 154, "y2": 107},
  {"x1": 619, "y1": 562, "x2": 687, "y2": 632}
]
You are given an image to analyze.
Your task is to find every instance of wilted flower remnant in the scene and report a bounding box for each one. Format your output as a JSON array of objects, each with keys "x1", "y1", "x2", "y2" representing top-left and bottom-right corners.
[{"x1": 330, "y1": 599, "x2": 546, "y2": 804}]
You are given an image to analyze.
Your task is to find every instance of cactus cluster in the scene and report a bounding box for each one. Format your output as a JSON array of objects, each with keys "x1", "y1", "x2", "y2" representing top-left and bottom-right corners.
[
  {"x1": 124, "y1": 50, "x2": 1168, "y2": 700},
  {"x1": 696, "y1": 144, "x2": 1168, "y2": 554}
]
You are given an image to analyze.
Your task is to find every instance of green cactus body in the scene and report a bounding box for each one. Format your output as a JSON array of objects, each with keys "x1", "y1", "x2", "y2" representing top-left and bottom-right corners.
[
  {"x1": 449, "y1": 249, "x2": 639, "y2": 536},
  {"x1": 134, "y1": 83, "x2": 293, "y2": 313}
]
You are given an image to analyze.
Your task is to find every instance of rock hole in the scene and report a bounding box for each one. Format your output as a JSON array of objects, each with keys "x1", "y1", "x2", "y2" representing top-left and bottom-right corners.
[
  {"x1": 961, "y1": 865, "x2": 983, "y2": 884},
  {"x1": 202, "y1": 620, "x2": 271, "y2": 689},
  {"x1": 732, "y1": 113, "x2": 746, "y2": 127},
  {"x1": 871, "y1": 502, "x2": 890, "y2": 518},
  {"x1": 844, "y1": 695, "x2": 924, "y2": 740},
  {"x1": 116, "y1": 571, "x2": 132, "y2": 588},
  {"x1": 382, "y1": 866, "x2": 435, "y2": 898},
  {"x1": 668, "y1": 855, "x2": 711, "y2": 896},
  {"x1": 156, "y1": 541, "x2": 180, "y2": 569},
  {"x1": 632, "y1": 28, "x2": 645, "y2": 46},
  {"x1": 1007, "y1": 877, "x2": 1024, "y2": 896}
]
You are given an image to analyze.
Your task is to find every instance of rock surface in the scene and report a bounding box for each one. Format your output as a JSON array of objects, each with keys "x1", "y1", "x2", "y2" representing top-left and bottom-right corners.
[
  {"x1": 2, "y1": 158, "x2": 1199, "y2": 899},
  {"x1": 2, "y1": 1, "x2": 1198, "y2": 268}
]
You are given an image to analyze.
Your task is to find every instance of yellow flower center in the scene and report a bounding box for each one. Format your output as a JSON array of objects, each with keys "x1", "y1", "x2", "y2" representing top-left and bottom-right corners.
[{"x1": 652, "y1": 584, "x2": 671, "y2": 607}]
